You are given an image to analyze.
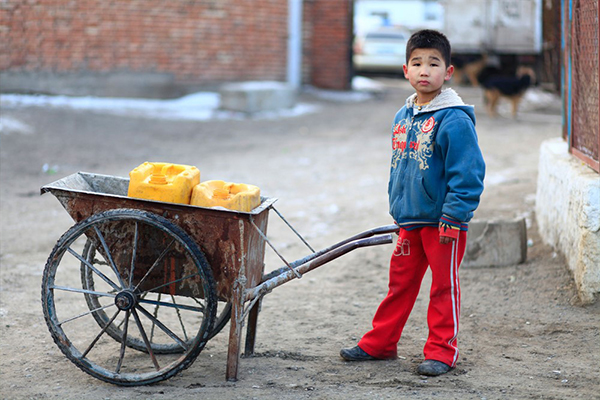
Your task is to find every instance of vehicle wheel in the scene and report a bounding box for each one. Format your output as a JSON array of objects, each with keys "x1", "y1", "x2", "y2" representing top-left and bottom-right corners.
[
  {"x1": 80, "y1": 239, "x2": 231, "y2": 346},
  {"x1": 42, "y1": 209, "x2": 217, "y2": 386},
  {"x1": 208, "y1": 301, "x2": 231, "y2": 340}
]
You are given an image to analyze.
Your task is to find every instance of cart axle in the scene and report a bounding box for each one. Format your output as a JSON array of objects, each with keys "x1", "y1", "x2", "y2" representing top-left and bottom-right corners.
[{"x1": 115, "y1": 290, "x2": 137, "y2": 311}]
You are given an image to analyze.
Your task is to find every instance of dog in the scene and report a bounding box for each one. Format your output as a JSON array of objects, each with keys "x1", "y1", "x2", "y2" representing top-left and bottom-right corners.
[
  {"x1": 452, "y1": 54, "x2": 488, "y2": 87},
  {"x1": 480, "y1": 66, "x2": 536, "y2": 118}
]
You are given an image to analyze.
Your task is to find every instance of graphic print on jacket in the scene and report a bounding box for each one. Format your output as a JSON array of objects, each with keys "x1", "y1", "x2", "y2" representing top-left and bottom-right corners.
[{"x1": 392, "y1": 116, "x2": 437, "y2": 171}]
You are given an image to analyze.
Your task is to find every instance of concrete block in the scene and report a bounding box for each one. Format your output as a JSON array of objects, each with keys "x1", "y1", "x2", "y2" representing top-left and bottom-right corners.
[
  {"x1": 462, "y1": 218, "x2": 527, "y2": 268},
  {"x1": 219, "y1": 81, "x2": 296, "y2": 114}
]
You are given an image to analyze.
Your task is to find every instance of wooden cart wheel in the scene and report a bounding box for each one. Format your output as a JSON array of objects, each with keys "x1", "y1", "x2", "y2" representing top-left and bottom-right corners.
[
  {"x1": 41, "y1": 209, "x2": 217, "y2": 386},
  {"x1": 80, "y1": 239, "x2": 231, "y2": 349}
]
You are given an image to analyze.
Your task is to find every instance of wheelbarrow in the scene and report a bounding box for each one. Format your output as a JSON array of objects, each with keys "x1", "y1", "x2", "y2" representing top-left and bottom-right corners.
[{"x1": 40, "y1": 172, "x2": 398, "y2": 386}]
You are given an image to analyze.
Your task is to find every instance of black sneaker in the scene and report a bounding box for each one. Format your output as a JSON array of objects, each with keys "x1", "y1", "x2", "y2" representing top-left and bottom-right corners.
[
  {"x1": 339, "y1": 346, "x2": 378, "y2": 361},
  {"x1": 417, "y1": 359, "x2": 452, "y2": 376}
]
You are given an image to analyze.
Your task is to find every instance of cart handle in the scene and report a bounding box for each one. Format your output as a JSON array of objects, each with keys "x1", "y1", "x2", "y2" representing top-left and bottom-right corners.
[
  {"x1": 245, "y1": 226, "x2": 398, "y2": 302},
  {"x1": 260, "y1": 224, "x2": 399, "y2": 283}
]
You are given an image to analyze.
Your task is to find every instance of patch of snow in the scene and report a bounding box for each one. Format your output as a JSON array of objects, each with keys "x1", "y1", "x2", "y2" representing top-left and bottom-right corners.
[
  {"x1": 484, "y1": 172, "x2": 510, "y2": 186},
  {"x1": 0, "y1": 91, "x2": 319, "y2": 121},
  {"x1": 222, "y1": 81, "x2": 292, "y2": 91},
  {"x1": 523, "y1": 88, "x2": 557, "y2": 105},
  {"x1": 352, "y1": 76, "x2": 386, "y2": 93},
  {"x1": 213, "y1": 103, "x2": 320, "y2": 121},
  {"x1": 0, "y1": 116, "x2": 33, "y2": 135}
]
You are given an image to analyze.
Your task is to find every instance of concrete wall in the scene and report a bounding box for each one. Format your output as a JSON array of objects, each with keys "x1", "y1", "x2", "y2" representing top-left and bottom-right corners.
[{"x1": 536, "y1": 138, "x2": 600, "y2": 304}]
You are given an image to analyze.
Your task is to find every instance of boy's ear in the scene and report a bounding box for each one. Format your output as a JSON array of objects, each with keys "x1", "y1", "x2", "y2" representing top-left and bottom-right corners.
[
  {"x1": 403, "y1": 64, "x2": 409, "y2": 78},
  {"x1": 445, "y1": 65, "x2": 455, "y2": 81}
]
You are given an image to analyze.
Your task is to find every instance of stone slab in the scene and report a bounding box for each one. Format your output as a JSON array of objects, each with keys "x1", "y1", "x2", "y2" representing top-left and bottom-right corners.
[
  {"x1": 462, "y1": 218, "x2": 527, "y2": 268},
  {"x1": 219, "y1": 81, "x2": 296, "y2": 114}
]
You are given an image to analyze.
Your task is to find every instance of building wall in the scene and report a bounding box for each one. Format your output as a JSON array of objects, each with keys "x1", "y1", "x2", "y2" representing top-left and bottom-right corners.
[
  {"x1": 305, "y1": 0, "x2": 353, "y2": 90},
  {"x1": 1, "y1": 1, "x2": 288, "y2": 83},
  {"x1": 0, "y1": 0, "x2": 353, "y2": 95},
  {"x1": 536, "y1": 138, "x2": 600, "y2": 304}
]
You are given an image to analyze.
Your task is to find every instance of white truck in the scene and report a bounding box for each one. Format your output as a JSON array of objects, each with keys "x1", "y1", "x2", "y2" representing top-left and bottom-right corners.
[{"x1": 439, "y1": 0, "x2": 543, "y2": 55}]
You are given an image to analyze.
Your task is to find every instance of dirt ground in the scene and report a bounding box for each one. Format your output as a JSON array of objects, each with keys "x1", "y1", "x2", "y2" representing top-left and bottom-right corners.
[{"x1": 1, "y1": 79, "x2": 598, "y2": 400}]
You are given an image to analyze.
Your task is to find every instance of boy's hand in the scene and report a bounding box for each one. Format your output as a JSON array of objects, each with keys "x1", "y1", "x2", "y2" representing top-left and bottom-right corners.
[
  {"x1": 439, "y1": 235, "x2": 455, "y2": 244},
  {"x1": 439, "y1": 220, "x2": 460, "y2": 244}
]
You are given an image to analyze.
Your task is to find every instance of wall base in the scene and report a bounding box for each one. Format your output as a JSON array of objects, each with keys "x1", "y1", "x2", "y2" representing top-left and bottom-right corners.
[{"x1": 0, "y1": 71, "x2": 200, "y2": 99}]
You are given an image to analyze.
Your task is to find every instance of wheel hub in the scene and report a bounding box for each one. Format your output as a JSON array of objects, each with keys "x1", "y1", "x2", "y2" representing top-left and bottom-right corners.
[{"x1": 114, "y1": 290, "x2": 137, "y2": 311}]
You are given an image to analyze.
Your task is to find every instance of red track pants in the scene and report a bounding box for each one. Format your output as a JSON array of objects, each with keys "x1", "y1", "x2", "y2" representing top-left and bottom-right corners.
[{"x1": 358, "y1": 227, "x2": 467, "y2": 367}]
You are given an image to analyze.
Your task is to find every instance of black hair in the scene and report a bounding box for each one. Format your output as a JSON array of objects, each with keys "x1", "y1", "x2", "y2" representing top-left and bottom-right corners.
[{"x1": 405, "y1": 29, "x2": 451, "y2": 67}]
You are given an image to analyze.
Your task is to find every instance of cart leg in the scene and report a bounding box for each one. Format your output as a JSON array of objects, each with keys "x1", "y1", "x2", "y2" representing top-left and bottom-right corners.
[
  {"x1": 244, "y1": 298, "x2": 261, "y2": 356},
  {"x1": 226, "y1": 284, "x2": 244, "y2": 381}
]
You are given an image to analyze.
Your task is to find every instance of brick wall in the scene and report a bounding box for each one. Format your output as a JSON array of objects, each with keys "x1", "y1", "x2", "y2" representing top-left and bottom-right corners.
[
  {"x1": 0, "y1": 0, "x2": 352, "y2": 92},
  {"x1": 0, "y1": 1, "x2": 287, "y2": 85},
  {"x1": 304, "y1": 0, "x2": 353, "y2": 90}
]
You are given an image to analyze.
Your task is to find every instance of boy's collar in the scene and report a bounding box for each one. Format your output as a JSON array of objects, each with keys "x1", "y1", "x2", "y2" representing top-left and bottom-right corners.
[{"x1": 407, "y1": 88, "x2": 469, "y2": 113}]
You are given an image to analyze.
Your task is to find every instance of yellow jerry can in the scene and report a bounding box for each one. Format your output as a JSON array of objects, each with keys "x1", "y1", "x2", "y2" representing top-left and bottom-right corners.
[
  {"x1": 190, "y1": 180, "x2": 261, "y2": 212},
  {"x1": 127, "y1": 162, "x2": 200, "y2": 205}
]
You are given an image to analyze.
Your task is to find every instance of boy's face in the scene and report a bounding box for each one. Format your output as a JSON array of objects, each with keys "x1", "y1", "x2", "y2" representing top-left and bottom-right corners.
[{"x1": 403, "y1": 48, "x2": 454, "y2": 103}]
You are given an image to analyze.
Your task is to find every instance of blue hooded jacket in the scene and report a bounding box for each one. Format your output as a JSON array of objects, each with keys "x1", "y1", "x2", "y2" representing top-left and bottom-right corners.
[{"x1": 389, "y1": 88, "x2": 485, "y2": 230}]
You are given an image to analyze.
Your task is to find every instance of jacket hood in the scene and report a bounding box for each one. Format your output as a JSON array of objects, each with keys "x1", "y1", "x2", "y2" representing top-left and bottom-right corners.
[{"x1": 407, "y1": 88, "x2": 476, "y2": 124}]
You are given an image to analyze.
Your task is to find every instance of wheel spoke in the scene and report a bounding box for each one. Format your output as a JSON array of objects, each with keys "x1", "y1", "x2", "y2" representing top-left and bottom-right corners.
[
  {"x1": 58, "y1": 303, "x2": 116, "y2": 326},
  {"x1": 133, "y1": 239, "x2": 176, "y2": 292},
  {"x1": 136, "y1": 304, "x2": 189, "y2": 351},
  {"x1": 131, "y1": 309, "x2": 160, "y2": 371},
  {"x1": 51, "y1": 284, "x2": 116, "y2": 298},
  {"x1": 171, "y1": 295, "x2": 189, "y2": 342},
  {"x1": 150, "y1": 293, "x2": 161, "y2": 342},
  {"x1": 138, "y1": 297, "x2": 205, "y2": 313},
  {"x1": 82, "y1": 309, "x2": 121, "y2": 358},
  {"x1": 191, "y1": 296, "x2": 207, "y2": 307},
  {"x1": 68, "y1": 247, "x2": 120, "y2": 291},
  {"x1": 93, "y1": 226, "x2": 127, "y2": 288},
  {"x1": 115, "y1": 310, "x2": 130, "y2": 374},
  {"x1": 142, "y1": 272, "x2": 201, "y2": 296},
  {"x1": 128, "y1": 222, "x2": 139, "y2": 288}
]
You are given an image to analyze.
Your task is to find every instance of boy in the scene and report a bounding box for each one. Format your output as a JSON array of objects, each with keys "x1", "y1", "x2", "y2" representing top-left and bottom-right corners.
[{"x1": 340, "y1": 30, "x2": 485, "y2": 376}]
